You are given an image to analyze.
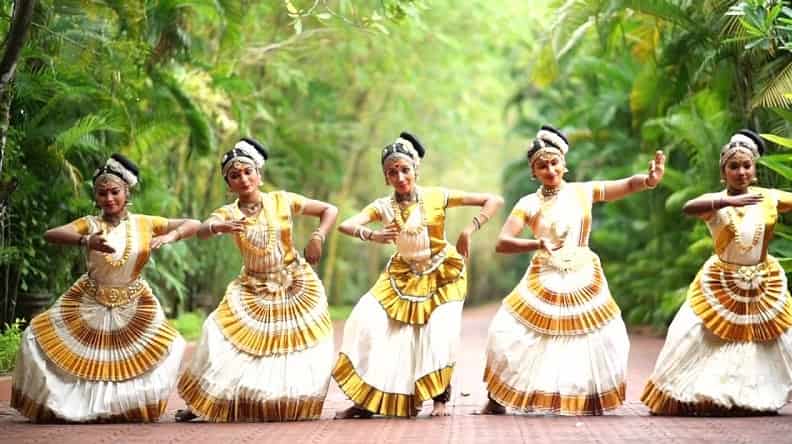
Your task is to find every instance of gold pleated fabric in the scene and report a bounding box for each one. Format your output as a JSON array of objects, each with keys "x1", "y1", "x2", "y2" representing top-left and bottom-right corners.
[
  {"x1": 29, "y1": 276, "x2": 178, "y2": 382},
  {"x1": 11, "y1": 388, "x2": 167, "y2": 423},
  {"x1": 640, "y1": 380, "x2": 775, "y2": 416},
  {"x1": 503, "y1": 251, "x2": 620, "y2": 335},
  {"x1": 370, "y1": 254, "x2": 466, "y2": 325},
  {"x1": 177, "y1": 372, "x2": 325, "y2": 422},
  {"x1": 484, "y1": 365, "x2": 625, "y2": 416},
  {"x1": 689, "y1": 255, "x2": 792, "y2": 342},
  {"x1": 213, "y1": 262, "x2": 332, "y2": 356},
  {"x1": 332, "y1": 353, "x2": 454, "y2": 417}
]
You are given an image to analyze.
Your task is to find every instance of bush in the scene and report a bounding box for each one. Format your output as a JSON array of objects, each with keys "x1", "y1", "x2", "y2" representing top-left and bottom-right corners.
[
  {"x1": 169, "y1": 312, "x2": 206, "y2": 341},
  {"x1": 0, "y1": 319, "x2": 24, "y2": 374}
]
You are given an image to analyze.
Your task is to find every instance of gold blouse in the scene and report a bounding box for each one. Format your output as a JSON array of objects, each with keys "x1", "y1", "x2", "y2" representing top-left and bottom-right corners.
[
  {"x1": 71, "y1": 214, "x2": 169, "y2": 286},
  {"x1": 210, "y1": 191, "x2": 308, "y2": 273}
]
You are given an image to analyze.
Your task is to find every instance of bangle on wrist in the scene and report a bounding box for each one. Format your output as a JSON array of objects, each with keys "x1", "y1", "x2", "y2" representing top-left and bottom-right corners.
[
  {"x1": 643, "y1": 176, "x2": 657, "y2": 189},
  {"x1": 357, "y1": 226, "x2": 370, "y2": 241},
  {"x1": 208, "y1": 221, "x2": 218, "y2": 235},
  {"x1": 78, "y1": 235, "x2": 86, "y2": 247},
  {"x1": 472, "y1": 216, "x2": 481, "y2": 231},
  {"x1": 311, "y1": 230, "x2": 325, "y2": 243}
]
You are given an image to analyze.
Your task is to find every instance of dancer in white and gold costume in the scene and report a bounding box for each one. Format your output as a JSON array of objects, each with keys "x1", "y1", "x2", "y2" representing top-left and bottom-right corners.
[
  {"x1": 11, "y1": 154, "x2": 198, "y2": 422},
  {"x1": 333, "y1": 132, "x2": 503, "y2": 418},
  {"x1": 177, "y1": 138, "x2": 338, "y2": 422},
  {"x1": 642, "y1": 129, "x2": 792, "y2": 415},
  {"x1": 482, "y1": 125, "x2": 665, "y2": 416}
]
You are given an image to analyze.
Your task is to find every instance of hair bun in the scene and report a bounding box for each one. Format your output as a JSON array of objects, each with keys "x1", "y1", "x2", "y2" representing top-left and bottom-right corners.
[
  {"x1": 735, "y1": 129, "x2": 765, "y2": 155},
  {"x1": 399, "y1": 131, "x2": 425, "y2": 158},
  {"x1": 239, "y1": 137, "x2": 269, "y2": 160},
  {"x1": 110, "y1": 153, "x2": 139, "y2": 178}
]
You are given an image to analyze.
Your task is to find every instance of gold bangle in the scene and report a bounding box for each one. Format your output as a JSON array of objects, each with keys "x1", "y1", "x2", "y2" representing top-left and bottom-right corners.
[
  {"x1": 472, "y1": 216, "x2": 481, "y2": 231},
  {"x1": 311, "y1": 230, "x2": 325, "y2": 243},
  {"x1": 643, "y1": 176, "x2": 657, "y2": 189}
]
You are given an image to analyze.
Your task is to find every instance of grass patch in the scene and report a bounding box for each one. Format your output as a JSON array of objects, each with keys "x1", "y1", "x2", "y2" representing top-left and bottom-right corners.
[
  {"x1": 0, "y1": 319, "x2": 24, "y2": 374},
  {"x1": 329, "y1": 305, "x2": 354, "y2": 321},
  {"x1": 170, "y1": 311, "x2": 206, "y2": 341}
]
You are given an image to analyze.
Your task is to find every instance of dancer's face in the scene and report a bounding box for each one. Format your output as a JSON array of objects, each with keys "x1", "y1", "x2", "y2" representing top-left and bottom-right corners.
[
  {"x1": 384, "y1": 157, "x2": 417, "y2": 195},
  {"x1": 226, "y1": 161, "x2": 261, "y2": 198},
  {"x1": 94, "y1": 178, "x2": 128, "y2": 216},
  {"x1": 722, "y1": 151, "x2": 755, "y2": 193},
  {"x1": 532, "y1": 154, "x2": 565, "y2": 188}
]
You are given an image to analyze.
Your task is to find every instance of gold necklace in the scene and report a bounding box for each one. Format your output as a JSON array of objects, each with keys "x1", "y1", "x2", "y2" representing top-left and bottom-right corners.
[
  {"x1": 237, "y1": 194, "x2": 278, "y2": 256},
  {"x1": 391, "y1": 191, "x2": 428, "y2": 235},
  {"x1": 102, "y1": 216, "x2": 133, "y2": 268},
  {"x1": 725, "y1": 206, "x2": 763, "y2": 253}
]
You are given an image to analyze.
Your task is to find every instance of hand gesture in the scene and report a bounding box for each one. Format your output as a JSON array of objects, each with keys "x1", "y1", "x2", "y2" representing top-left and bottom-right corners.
[
  {"x1": 88, "y1": 235, "x2": 115, "y2": 253},
  {"x1": 541, "y1": 237, "x2": 564, "y2": 253},
  {"x1": 646, "y1": 150, "x2": 666, "y2": 188},
  {"x1": 456, "y1": 229, "x2": 472, "y2": 258},
  {"x1": 370, "y1": 223, "x2": 399, "y2": 244},
  {"x1": 725, "y1": 193, "x2": 763, "y2": 207},
  {"x1": 212, "y1": 218, "x2": 247, "y2": 235},
  {"x1": 150, "y1": 231, "x2": 179, "y2": 250},
  {"x1": 304, "y1": 237, "x2": 323, "y2": 265}
]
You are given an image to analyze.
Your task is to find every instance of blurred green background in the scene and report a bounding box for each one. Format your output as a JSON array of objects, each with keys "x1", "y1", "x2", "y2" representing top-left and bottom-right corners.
[{"x1": 2, "y1": 0, "x2": 792, "y2": 351}]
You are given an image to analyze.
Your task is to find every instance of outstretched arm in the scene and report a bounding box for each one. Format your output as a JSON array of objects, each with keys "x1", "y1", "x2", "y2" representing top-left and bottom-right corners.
[
  {"x1": 453, "y1": 192, "x2": 504, "y2": 258},
  {"x1": 300, "y1": 199, "x2": 338, "y2": 265},
  {"x1": 599, "y1": 151, "x2": 665, "y2": 202},
  {"x1": 151, "y1": 218, "x2": 201, "y2": 250},
  {"x1": 682, "y1": 193, "x2": 763, "y2": 219}
]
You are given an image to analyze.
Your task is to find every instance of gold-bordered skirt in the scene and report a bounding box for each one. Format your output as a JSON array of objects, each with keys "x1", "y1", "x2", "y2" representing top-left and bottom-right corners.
[
  {"x1": 332, "y1": 252, "x2": 466, "y2": 417},
  {"x1": 642, "y1": 255, "x2": 792, "y2": 415},
  {"x1": 178, "y1": 260, "x2": 334, "y2": 422},
  {"x1": 11, "y1": 275, "x2": 185, "y2": 422},
  {"x1": 483, "y1": 248, "x2": 628, "y2": 416}
]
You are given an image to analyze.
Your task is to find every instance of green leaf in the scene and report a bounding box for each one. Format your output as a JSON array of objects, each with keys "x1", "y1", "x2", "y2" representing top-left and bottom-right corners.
[{"x1": 760, "y1": 133, "x2": 792, "y2": 149}]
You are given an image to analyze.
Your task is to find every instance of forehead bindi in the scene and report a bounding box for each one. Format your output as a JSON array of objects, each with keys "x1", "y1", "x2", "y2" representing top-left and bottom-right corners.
[
  {"x1": 385, "y1": 159, "x2": 412, "y2": 172},
  {"x1": 96, "y1": 182, "x2": 122, "y2": 194}
]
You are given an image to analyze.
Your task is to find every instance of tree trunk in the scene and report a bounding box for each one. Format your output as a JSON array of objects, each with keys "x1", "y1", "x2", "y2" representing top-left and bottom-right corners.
[{"x1": 0, "y1": 0, "x2": 37, "y2": 179}]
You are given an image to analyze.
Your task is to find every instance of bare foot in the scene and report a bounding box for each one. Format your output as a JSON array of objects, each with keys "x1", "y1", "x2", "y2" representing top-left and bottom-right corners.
[
  {"x1": 174, "y1": 409, "x2": 198, "y2": 422},
  {"x1": 479, "y1": 399, "x2": 506, "y2": 415},
  {"x1": 430, "y1": 401, "x2": 449, "y2": 417},
  {"x1": 334, "y1": 406, "x2": 373, "y2": 419}
]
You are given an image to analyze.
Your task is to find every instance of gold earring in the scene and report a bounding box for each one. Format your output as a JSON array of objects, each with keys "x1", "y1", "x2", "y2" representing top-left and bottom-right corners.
[{"x1": 751, "y1": 177, "x2": 758, "y2": 183}]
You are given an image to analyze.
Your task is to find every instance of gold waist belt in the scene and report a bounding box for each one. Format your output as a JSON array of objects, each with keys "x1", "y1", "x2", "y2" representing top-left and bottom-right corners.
[
  {"x1": 80, "y1": 276, "x2": 146, "y2": 307},
  {"x1": 240, "y1": 260, "x2": 302, "y2": 293},
  {"x1": 404, "y1": 249, "x2": 448, "y2": 275}
]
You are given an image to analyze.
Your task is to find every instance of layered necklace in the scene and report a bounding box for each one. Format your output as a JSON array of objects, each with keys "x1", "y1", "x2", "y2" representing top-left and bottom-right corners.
[
  {"x1": 725, "y1": 205, "x2": 763, "y2": 253},
  {"x1": 391, "y1": 189, "x2": 428, "y2": 234},
  {"x1": 101, "y1": 214, "x2": 133, "y2": 268},
  {"x1": 539, "y1": 183, "x2": 563, "y2": 200},
  {"x1": 237, "y1": 193, "x2": 278, "y2": 256}
]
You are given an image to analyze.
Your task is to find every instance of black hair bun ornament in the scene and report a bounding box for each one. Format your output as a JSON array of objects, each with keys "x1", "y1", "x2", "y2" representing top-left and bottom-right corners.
[
  {"x1": 539, "y1": 125, "x2": 569, "y2": 146},
  {"x1": 239, "y1": 137, "x2": 269, "y2": 160},
  {"x1": 399, "y1": 131, "x2": 426, "y2": 158},
  {"x1": 735, "y1": 129, "x2": 765, "y2": 155},
  {"x1": 110, "y1": 153, "x2": 140, "y2": 177}
]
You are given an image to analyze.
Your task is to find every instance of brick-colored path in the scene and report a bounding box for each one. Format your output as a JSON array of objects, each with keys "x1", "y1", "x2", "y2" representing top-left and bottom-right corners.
[{"x1": 1, "y1": 303, "x2": 791, "y2": 443}]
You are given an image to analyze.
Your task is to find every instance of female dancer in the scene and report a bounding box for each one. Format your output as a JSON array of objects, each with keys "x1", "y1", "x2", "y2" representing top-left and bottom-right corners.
[
  {"x1": 482, "y1": 125, "x2": 665, "y2": 415},
  {"x1": 642, "y1": 129, "x2": 792, "y2": 415},
  {"x1": 333, "y1": 132, "x2": 503, "y2": 418},
  {"x1": 177, "y1": 138, "x2": 338, "y2": 422},
  {"x1": 12, "y1": 154, "x2": 198, "y2": 422}
]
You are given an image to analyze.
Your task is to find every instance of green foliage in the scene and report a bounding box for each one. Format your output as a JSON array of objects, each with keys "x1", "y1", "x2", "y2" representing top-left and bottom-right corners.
[
  {"x1": 0, "y1": 320, "x2": 24, "y2": 374},
  {"x1": 169, "y1": 311, "x2": 206, "y2": 341},
  {"x1": 503, "y1": 0, "x2": 792, "y2": 330}
]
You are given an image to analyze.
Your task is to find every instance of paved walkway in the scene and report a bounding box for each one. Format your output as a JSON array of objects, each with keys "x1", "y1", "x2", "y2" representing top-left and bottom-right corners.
[{"x1": 1, "y1": 304, "x2": 791, "y2": 443}]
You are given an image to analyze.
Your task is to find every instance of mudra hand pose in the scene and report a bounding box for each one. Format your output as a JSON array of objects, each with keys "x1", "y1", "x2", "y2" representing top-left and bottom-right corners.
[
  {"x1": 332, "y1": 132, "x2": 503, "y2": 418},
  {"x1": 176, "y1": 138, "x2": 338, "y2": 422},
  {"x1": 482, "y1": 125, "x2": 665, "y2": 416},
  {"x1": 12, "y1": 154, "x2": 199, "y2": 422},
  {"x1": 642, "y1": 129, "x2": 792, "y2": 416}
]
